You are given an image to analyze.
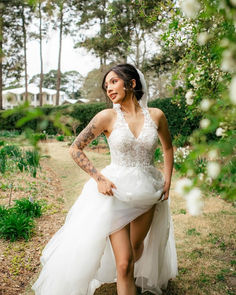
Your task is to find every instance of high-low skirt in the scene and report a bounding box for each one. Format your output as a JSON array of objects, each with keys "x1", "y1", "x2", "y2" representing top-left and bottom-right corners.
[{"x1": 32, "y1": 163, "x2": 178, "y2": 295}]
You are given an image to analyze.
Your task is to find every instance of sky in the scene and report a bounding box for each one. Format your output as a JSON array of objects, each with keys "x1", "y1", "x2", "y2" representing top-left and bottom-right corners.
[{"x1": 27, "y1": 30, "x2": 100, "y2": 79}]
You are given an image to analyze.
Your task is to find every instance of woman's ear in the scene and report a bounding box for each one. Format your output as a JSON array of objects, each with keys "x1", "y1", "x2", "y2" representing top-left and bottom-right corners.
[{"x1": 131, "y1": 79, "x2": 136, "y2": 89}]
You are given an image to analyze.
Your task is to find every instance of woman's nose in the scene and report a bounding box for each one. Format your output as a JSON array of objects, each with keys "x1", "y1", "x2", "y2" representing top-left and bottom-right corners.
[{"x1": 107, "y1": 84, "x2": 113, "y2": 93}]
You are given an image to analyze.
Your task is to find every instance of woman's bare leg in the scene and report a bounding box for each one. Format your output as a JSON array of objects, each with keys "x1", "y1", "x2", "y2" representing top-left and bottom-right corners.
[
  {"x1": 109, "y1": 224, "x2": 137, "y2": 295},
  {"x1": 130, "y1": 205, "x2": 156, "y2": 262}
]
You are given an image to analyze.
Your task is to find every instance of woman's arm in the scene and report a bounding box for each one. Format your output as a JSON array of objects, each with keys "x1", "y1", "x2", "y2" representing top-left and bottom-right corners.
[
  {"x1": 151, "y1": 109, "x2": 173, "y2": 200},
  {"x1": 69, "y1": 110, "x2": 116, "y2": 196}
]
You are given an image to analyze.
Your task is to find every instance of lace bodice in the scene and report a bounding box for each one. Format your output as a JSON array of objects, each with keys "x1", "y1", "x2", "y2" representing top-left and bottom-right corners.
[{"x1": 107, "y1": 103, "x2": 159, "y2": 167}]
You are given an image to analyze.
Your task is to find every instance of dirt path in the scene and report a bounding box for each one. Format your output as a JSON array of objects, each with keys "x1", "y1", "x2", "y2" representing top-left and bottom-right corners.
[
  {"x1": 39, "y1": 141, "x2": 110, "y2": 210},
  {"x1": 25, "y1": 141, "x2": 235, "y2": 295}
]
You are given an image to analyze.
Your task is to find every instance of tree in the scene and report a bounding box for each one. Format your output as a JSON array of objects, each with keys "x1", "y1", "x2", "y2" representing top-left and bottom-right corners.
[
  {"x1": 51, "y1": 0, "x2": 73, "y2": 105},
  {"x1": 19, "y1": 2, "x2": 32, "y2": 102},
  {"x1": 81, "y1": 67, "x2": 110, "y2": 102},
  {"x1": 30, "y1": 69, "x2": 83, "y2": 99},
  {"x1": 75, "y1": 0, "x2": 167, "y2": 70},
  {"x1": 0, "y1": 0, "x2": 25, "y2": 109}
]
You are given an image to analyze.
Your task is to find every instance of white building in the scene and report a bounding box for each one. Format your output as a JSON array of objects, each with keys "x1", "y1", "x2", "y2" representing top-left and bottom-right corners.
[{"x1": 2, "y1": 84, "x2": 67, "y2": 109}]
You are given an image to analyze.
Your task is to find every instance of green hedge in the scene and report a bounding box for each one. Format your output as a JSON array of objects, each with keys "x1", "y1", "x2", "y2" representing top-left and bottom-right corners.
[
  {"x1": 148, "y1": 98, "x2": 201, "y2": 139},
  {"x1": 0, "y1": 99, "x2": 200, "y2": 139}
]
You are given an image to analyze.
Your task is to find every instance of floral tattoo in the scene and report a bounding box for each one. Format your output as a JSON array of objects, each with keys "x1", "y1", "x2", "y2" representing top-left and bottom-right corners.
[{"x1": 70, "y1": 118, "x2": 103, "y2": 181}]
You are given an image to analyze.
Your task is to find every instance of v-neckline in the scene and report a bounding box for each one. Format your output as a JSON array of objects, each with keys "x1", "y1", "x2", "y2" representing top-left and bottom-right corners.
[{"x1": 120, "y1": 107, "x2": 146, "y2": 140}]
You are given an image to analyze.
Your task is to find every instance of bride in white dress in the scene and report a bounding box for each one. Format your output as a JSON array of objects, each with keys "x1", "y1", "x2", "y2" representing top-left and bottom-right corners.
[{"x1": 32, "y1": 64, "x2": 178, "y2": 295}]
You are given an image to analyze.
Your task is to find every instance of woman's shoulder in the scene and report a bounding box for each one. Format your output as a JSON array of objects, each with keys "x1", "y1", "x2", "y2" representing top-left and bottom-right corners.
[
  {"x1": 96, "y1": 108, "x2": 116, "y2": 119},
  {"x1": 147, "y1": 107, "x2": 166, "y2": 121},
  {"x1": 94, "y1": 108, "x2": 116, "y2": 125}
]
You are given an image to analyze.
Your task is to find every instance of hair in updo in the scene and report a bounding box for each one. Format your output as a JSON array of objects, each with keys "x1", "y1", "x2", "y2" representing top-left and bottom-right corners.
[{"x1": 102, "y1": 64, "x2": 144, "y2": 101}]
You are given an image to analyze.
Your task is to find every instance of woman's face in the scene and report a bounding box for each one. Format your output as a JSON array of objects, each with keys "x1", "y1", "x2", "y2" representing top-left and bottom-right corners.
[{"x1": 104, "y1": 71, "x2": 126, "y2": 104}]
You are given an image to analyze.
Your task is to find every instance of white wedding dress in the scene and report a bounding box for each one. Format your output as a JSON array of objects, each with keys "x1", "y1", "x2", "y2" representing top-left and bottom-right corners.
[{"x1": 32, "y1": 103, "x2": 178, "y2": 295}]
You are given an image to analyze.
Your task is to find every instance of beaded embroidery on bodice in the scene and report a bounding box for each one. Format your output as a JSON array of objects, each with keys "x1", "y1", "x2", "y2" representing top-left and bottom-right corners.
[{"x1": 107, "y1": 103, "x2": 159, "y2": 167}]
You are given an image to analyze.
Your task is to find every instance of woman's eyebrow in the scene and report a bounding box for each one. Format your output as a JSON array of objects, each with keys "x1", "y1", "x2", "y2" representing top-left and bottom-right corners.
[{"x1": 105, "y1": 76, "x2": 118, "y2": 86}]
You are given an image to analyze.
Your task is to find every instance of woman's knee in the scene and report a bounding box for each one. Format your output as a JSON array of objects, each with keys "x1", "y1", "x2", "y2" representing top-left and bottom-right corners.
[
  {"x1": 132, "y1": 240, "x2": 144, "y2": 252},
  {"x1": 117, "y1": 256, "x2": 134, "y2": 278}
]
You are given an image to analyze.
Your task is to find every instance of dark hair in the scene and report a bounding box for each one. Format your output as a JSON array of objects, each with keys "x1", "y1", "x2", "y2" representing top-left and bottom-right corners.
[{"x1": 102, "y1": 64, "x2": 144, "y2": 101}]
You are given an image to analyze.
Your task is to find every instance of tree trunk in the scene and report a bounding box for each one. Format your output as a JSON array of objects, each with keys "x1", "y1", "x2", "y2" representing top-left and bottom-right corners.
[
  {"x1": 0, "y1": 6, "x2": 3, "y2": 110},
  {"x1": 39, "y1": 1, "x2": 43, "y2": 107},
  {"x1": 134, "y1": 28, "x2": 140, "y2": 69},
  {"x1": 56, "y1": 2, "x2": 63, "y2": 106},
  {"x1": 22, "y1": 6, "x2": 28, "y2": 102}
]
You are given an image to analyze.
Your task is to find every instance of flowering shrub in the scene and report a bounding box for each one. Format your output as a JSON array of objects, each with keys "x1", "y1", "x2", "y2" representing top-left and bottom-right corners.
[
  {"x1": 163, "y1": 0, "x2": 236, "y2": 204},
  {"x1": 174, "y1": 146, "x2": 191, "y2": 171}
]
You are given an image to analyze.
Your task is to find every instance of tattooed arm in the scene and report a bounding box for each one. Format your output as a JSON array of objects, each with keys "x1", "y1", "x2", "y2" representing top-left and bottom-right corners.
[{"x1": 69, "y1": 110, "x2": 116, "y2": 196}]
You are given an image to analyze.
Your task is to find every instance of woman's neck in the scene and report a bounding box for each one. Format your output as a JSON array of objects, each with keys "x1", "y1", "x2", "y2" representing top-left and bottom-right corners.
[{"x1": 120, "y1": 94, "x2": 141, "y2": 115}]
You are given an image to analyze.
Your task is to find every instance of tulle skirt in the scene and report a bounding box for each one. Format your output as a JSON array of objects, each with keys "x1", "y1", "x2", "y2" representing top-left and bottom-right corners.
[{"x1": 32, "y1": 163, "x2": 178, "y2": 295}]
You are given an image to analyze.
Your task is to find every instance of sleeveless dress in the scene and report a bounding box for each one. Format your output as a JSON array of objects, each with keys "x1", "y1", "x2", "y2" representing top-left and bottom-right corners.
[{"x1": 32, "y1": 103, "x2": 178, "y2": 295}]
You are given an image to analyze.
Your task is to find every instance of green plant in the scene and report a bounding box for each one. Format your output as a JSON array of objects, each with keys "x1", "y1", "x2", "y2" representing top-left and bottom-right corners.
[
  {"x1": 0, "y1": 205, "x2": 8, "y2": 218},
  {"x1": 173, "y1": 134, "x2": 189, "y2": 147},
  {"x1": 90, "y1": 138, "x2": 99, "y2": 146},
  {"x1": 0, "y1": 130, "x2": 20, "y2": 138},
  {"x1": 186, "y1": 228, "x2": 200, "y2": 236},
  {"x1": 0, "y1": 212, "x2": 35, "y2": 242},
  {"x1": 194, "y1": 157, "x2": 207, "y2": 174},
  {"x1": 0, "y1": 145, "x2": 41, "y2": 177},
  {"x1": 174, "y1": 146, "x2": 190, "y2": 171},
  {"x1": 33, "y1": 132, "x2": 47, "y2": 141},
  {"x1": 13, "y1": 198, "x2": 43, "y2": 218},
  {"x1": 154, "y1": 148, "x2": 163, "y2": 163},
  {"x1": 56, "y1": 135, "x2": 64, "y2": 141}
]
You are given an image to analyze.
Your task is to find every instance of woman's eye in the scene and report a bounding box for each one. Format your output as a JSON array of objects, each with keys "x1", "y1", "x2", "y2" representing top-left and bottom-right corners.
[{"x1": 112, "y1": 79, "x2": 117, "y2": 84}]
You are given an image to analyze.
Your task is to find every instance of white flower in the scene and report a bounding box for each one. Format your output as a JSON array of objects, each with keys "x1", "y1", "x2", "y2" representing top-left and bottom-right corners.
[
  {"x1": 197, "y1": 32, "x2": 210, "y2": 45},
  {"x1": 185, "y1": 89, "x2": 194, "y2": 105},
  {"x1": 208, "y1": 149, "x2": 218, "y2": 160},
  {"x1": 221, "y1": 49, "x2": 236, "y2": 72},
  {"x1": 175, "y1": 178, "x2": 192, "y2": 197},
  {"x1": 198, "y1": 173, "x2": 204, "y2": 181},
  {"x1": 200, "y1": 119, "x2": 210, "y2": 129},
  {"x1": 158, "y1": 15, "x2": 162, "y2": 21},
  {"x1": 229, "y1": 76, "x2": 236, "y2": 105},
  {"x1": 220, "y1": 38, "x2": 230, "y2": 48},
  {"x1": 187, "y1": 169, "x2": 194, "y2": 177},
  {"x1": 216, "y1": 127, "x2": 225, "y2": 136},
  {"x1": 207, "y1": 162, "x2": 221, "y2": 179},
  {"x1": 206, "y1": 177, "x2": 213, "y2": 185},
  {"x1": 200, "y1": 99, "x2": 211, "y2": 111},
  {"x1": 230, "y1": 0, "x2": 236, "y2": 7},
  {"x1": 186, "y1": 188, "x2": 204, "y2": 216},
  {"x1": 180, "y1": 0, "x2": 201, "y2": 18}
]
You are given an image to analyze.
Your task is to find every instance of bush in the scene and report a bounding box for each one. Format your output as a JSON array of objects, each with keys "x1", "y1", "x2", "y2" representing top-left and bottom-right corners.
[
  {"x1": 154, "y1": 148, "x2": 163, "y2": 162},
  {"x1": 0, "y1": 212, "x2": 35, "y2": 242},
  {"x1": 0, "y1": 198, "x2": 44, "y2": 242},
  {"x1": 13, "y1": 198, "x2": 43, "y2": 218},
  {"x1": 0, "y1": 130, "x2": 20, "y2": 138},
  {"x1": 34, "y1": 132, "x2": 47, "y2": 141},
  {"x1": 0, "y1": 145, "x2": 41, "y2": 177},
  {"x1": 0, "y1": 100, "x2": 200, "y2": 140},
  {"x1": 173, "y1": 134, "x2": 189, "y2": 147},
  {"x1": 148, "y1": 97, "x2": 201, "y2": 140},
  {"x1": 56, "y1": 135, "x2": 64, "y2": 141}
]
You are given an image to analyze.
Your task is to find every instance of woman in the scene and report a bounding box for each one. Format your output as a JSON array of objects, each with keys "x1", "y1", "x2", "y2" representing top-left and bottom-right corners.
[{"x1": 32, "y1": 64, "x2": 178, "y2": 295}]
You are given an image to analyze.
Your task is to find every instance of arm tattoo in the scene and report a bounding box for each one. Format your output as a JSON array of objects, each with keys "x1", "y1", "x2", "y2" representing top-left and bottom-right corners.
[{"x1": 70, "y1": 117, "x2": 104, "y2": 182}]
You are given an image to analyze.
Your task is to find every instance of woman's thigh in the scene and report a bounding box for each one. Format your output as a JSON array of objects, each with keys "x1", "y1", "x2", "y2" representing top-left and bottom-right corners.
[
  {"x1": 130, "y1": 205, "x2": 156, "y2": 247},
  {"x1": 109, "y1": 224, "x2": 133, "y2": 265}
]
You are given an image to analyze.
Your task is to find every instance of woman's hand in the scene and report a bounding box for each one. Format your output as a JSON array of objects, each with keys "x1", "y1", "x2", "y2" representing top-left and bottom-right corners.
[
  {"x1": 97, "y1": 175, "x2": 117, "y2": 196},
  {"x1": 160, "y1": 181, "x2": 171, "y2": 201}
]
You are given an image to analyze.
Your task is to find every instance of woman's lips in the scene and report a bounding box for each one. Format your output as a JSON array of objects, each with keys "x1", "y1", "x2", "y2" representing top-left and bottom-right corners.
[{"x1": 110, "y1": 93, "x2": 117, "y2": 100}]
